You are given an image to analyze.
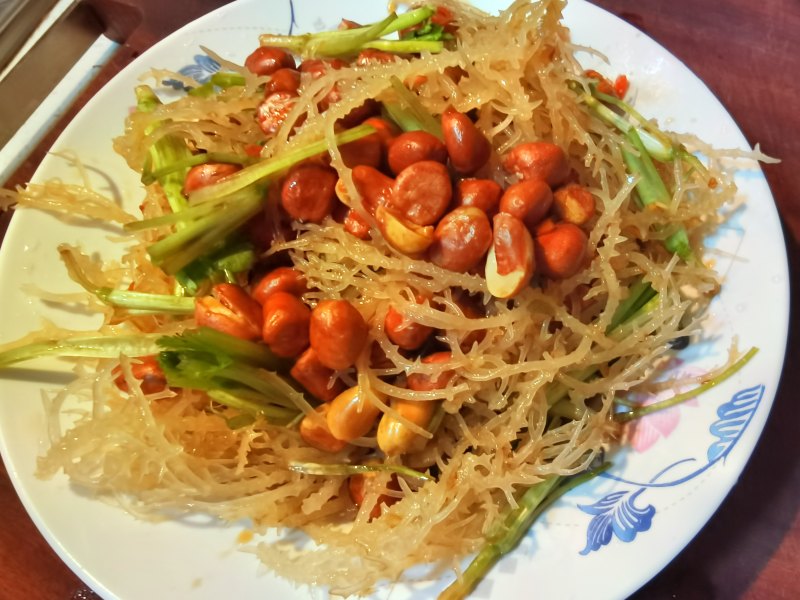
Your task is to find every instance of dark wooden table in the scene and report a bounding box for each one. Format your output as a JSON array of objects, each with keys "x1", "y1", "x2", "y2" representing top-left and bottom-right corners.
[{"x1": 1, "y1": 1, "x2": 798, "y2": 598}]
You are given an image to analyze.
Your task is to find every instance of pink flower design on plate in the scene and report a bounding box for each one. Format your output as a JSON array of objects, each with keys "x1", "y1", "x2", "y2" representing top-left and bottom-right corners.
[{"x1": 625, "y1": 362, "x2": 703, "y2": 453}]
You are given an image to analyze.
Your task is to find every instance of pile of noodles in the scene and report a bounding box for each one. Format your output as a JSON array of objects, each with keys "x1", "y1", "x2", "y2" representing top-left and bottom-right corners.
[{"x1": 13, "y1": 0, "x2": 748, "y2": 595}]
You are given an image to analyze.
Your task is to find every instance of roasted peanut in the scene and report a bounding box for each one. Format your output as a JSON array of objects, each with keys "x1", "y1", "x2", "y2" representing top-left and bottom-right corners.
[
  {"x1": 351, "y1": 165, "x2": 393, "y2": 214},
  {"x1": 443, "y1": 65, "x2": 468, "y2": 84},
  {"x1": 534, "y1": 222, "x2": 588, "y2": 279},
  {"x1": 299, "y1": 58, "x2": 346, "y2": 76},
  {"x1": 261, "y1": 291, "x2": 311, "y2": 357},
  {"x1": 387, "y1": 131, "x2": 448, "y2": 175},
  {"x1": 428, "y1": 206, "x2": 492, "y2": 272},
  {"x1": 326, "y1": 385, "x2": 383, "y2": 441},
  {"x1": 441, "y1": 107, "x2": 491, "y2": 175},
  {"x1": 281, "y1": 164, "x2": 338, "y2": 222},
  {"x1": 309, "y1": 299, "x2": 369, "y2": 370},
  {"x1": 388, "y1": 160, "x2": 452, "y2": 226},
  {"x1": 405, "y1": 74, "x2": 428, "y2": 90},
  {"x1": 112, "y1": 356, "x2": 167, "y2": 395},
  {"x1": 552, "y1": 183, "x2": 596, "y2": 226},
  {"x1": 337, "y1": 99, "x2": 382, "y2": 128},
  {"x1": 244, "y1": 46, "x2": 296, "y2": 76},
  {"x1": 344, "y1": 209, "x2": 372, "y2": 240},
  {"x1": 454, "y1": 178, "x2": 503, "y2": 217},
  {"x1": 265, "y1": 67, "x2": 301, "y2": 95},
  {"x1": 452, "y1": 292, "x2": 486, "y2": 350},
  {"x1": 368, "y1": 341, "x2": 394, "y2": 369},
  {"x1": 356, "y1": 49, "x2": 396, "y2": 65},
  {"x1": 384, "y1": 297, "x2": 433, "y2": 350},
  {"x1": 298, "y1": 58, "x2": 346, "y2": 113},
  {"x1": 486, "y1": 213, "x2": 535, "y2": 299},
  {"x1": 183, "y1": 163, "x2": 240, "y2": 195},
  {"x1": 299, "y1": 404, "x2": 348, "y2": 453},
  {"x1": 251, "y1": 267, "x2": 307, "y2": 305},
  {"x1": 376, "y1": 205, "x2": 435, "y2": 256},
  {"x1": 407, "y1": 351, "x2": 456, "y2": 391},
  {"x1": 535, "y1": 217, "x2": 557, "y2": 237},
  {"x1": 339, "y1": 132, "x2": 383, "y2": 169},
  {"x1": 195, "y1": 283, "x2": 263, "y2": 340},
  {"x1": 362, "y1": 117, "x2": 400, "y2": 152},
  {"x1": 498, "y1": 179, "x2": 553, "y2": 232},
  {"x1": 502, "y1": 142, "x2": 570, "y2": 186},
  {"x1": 291, "y1": 347, "x2": 344, "y2": 402},
  {"x1": 349, "y1": 471, "x2": 399, "y2": 519},
  {"x1": 377, "y1": 398, "x2": 436, "y2": 456},
  {"x1": 256, "y1": 91, "x2": 297, "y2": 136}
]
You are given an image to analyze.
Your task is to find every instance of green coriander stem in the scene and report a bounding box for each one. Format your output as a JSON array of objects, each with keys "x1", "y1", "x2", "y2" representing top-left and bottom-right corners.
[
  {"x1": 124, "y1": 201, "x2": 220, "y2": 232},
  {"x1": 363, "y1": 40, "x2": 444, "y2": 53},
  {"x1": 288, "y1": 461, "x2": 432, "y2": 481},
  {"x1": 623, "y1": 128, "x2": 694, "y2": 261},
  {"x1": 97, "y1": 289, "x2": 195, "y2": 314},
  {"x1": 187, "y1": 124, "x2": 375, "y2": 204},
  {"x1": 143, "y1": 152, "x2": 247, "y2": 185},
  {"x1": 389, "y1": 76, "x2": 443, "y2": 139},
  {"x1": 147, "y1": 188, "x2": 263, "y2": 274},
  {"x1": 378, "y1": 6, "x2": 435, "y2": 36},
  {"x1": 159, "y1": 327, "x2": 286, "y2": 370},
  {"x1": 0, "y1": 335, "x2": 162, "y2": 368},
  {"x1": 615, "y1": 347, "x2": 759, "y2": 422},
  {"x1": 208, "y1": 389, "x2": 298, "y2": 425},
  {"x1": 438, "y1": 477, "x2": 561, "y2": 600},
  {"x1": 135, "y1": 85, "x2": 161, "y2": 112},
  {"x1": 439, "y1": 461, "x2": 612, "y2": 600}
]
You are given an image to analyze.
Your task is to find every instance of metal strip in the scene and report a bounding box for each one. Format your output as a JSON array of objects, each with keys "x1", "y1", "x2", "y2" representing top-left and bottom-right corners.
[
  {"x1": 0, "y1": 0, "x2": 105, "y2": 148},
  {"x1": 0, "y1": 0, "x2": 59, "y2": 72}
]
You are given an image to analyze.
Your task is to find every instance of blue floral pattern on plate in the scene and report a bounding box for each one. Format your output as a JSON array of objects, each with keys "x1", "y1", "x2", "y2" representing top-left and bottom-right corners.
[
  {"x1": 166, "y1": 0, "x2": 297, "y2": 91},
  {"x1": 577, "y1": 384, "x2": 765, "y2": 553}
]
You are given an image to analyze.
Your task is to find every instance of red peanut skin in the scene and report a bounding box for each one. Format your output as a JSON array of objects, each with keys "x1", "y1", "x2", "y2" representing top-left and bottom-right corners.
[
  {"x1": 407, "y1": 351, "x2": 456, "y2": 391},
  {"x1": 183, "y1": 163, "x2": 240, "y2": 196},
  {"x1": 492, "y1": 212, "x2": 535, "y2": 278},
  {"x1": 291, "y1": 347, "x2": 344, "y2": 402},
  {"x1": 281, "y1": 164, "x2": 338, "y2": 223},
  {"x1": 112, "y1": 356, "x2": 167, "y2": 395},
  {"x1": 552, "y1": 183, "x2": 596, "y2": 226},
  {"x1": 387, "y1": 131, "x2": 448, "y2": 175},
  {"x1": 441, "y1": 107, "x2": 491, "y2": 175},
  {"x1": 251, "y1": 267, "x2": 307, "y2": 305},
  {"x1": 499, "y1": 179, "x2": 553, "y2": 232},
  {"x1": 339, "y1": 133, "x2": 383, "y2": 169},
  {"x1": 265, "y1": 68, "x2": 301, "y2": 95},
  {"x1": 534, "y1": 222, "x2": 588, "y2": 279},
  {"x1": 244, "y1": 46, "x2": 296, "y2": 76},
  {"x1": 502, "y1": 142, "x2": 570, "y2": 186},
  {"x1": 389, "y1": 161, "x2": 452, "y2": 226},
  {"x1": 309, "y1": 300, "x2": 369, "y2": 370},
  {"x1": 428, "y1": 207, "x2": 492, "y2": 273},
  {"x1": 256, "y1": 91, "x2": 297, "y2": 136},
  {"x1": 454, "y1": 178, "x2": 503, "y2": 217},
  {"x1": 261, "y1": 291, "x2": 311, "y2": 358},
  {"x1": 351, "y1": 165, "x2": 394, "y2": 215},
  {"x1": 384, "y1": 303, "x2": 433, "y2": 351},
  {"x1": 344, "y1": 209, "x2": 372, "y2": 239},
  {"x1": 195, "y1": 284, "x2": 263, "y2": 341}
]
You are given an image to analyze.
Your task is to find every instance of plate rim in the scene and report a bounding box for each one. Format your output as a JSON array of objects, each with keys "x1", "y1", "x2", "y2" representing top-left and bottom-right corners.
[{"x1": 0, "y1": 1, "x2": 790, "y2": 598}]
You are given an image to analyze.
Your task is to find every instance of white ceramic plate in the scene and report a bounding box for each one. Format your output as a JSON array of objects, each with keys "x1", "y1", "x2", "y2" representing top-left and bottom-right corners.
[{"x1": 0, "y1": 1, "x2": 789, "y2": 599}]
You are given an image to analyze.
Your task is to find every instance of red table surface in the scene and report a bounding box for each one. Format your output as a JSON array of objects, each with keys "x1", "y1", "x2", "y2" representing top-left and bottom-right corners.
[{"x1": 1, "y1": 1, "x2": 798, "y2": 598}]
